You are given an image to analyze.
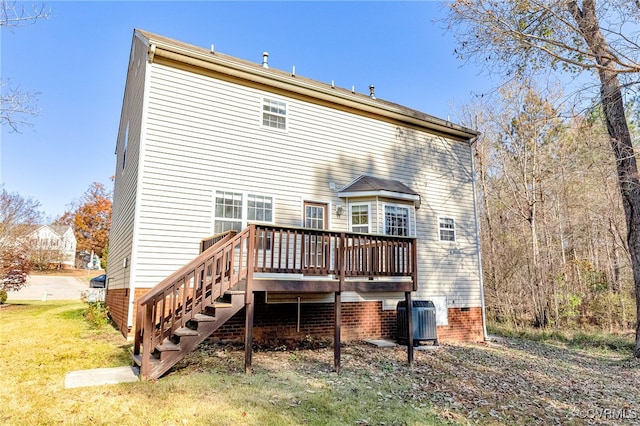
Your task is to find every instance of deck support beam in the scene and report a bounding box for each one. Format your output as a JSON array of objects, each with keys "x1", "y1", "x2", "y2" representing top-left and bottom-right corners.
[
  {"x1": 334, "y1": 291, "x2": 341, "y2": 373},
  {"x1": 405, "y1": 291, "x2": 414, "y2": 365}
]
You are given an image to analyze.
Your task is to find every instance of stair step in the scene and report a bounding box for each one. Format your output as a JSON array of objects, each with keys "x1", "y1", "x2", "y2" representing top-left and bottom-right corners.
[
  {"x1": 193, "y1": 313, "x2": 216, "y2": 322},
  {"x1": 212, "y1": 301, "x2": 233, "y2": 309},
  {"x1": 224, "y1": 290, "x2": 245, "y2": 295},
  {"x1": 174, "y1": 327, "x2": 199, "y2": 337},
  {"x1": 133, "y1": 354, "x2": 160, "y2": 368},
  {"x1": 156, "y1": 341, "x2": 180, "y2": 352}
]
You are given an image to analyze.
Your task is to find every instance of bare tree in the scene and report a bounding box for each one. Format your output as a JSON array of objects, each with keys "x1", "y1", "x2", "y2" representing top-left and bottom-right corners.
[
  {"x1": 0, "y1": 1, "x2": 49, "y2": 132},
  {"x1": 0, "y1": 188, "x2": 42, "y2": 291},
  {"x1": 448, "y1": 0, "x2": 640, "y2": 357}
]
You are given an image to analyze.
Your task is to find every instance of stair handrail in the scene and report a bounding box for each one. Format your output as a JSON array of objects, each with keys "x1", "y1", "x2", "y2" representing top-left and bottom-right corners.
[{"x1": 133, "y1": 229, "x2": 250, "y2": 377}]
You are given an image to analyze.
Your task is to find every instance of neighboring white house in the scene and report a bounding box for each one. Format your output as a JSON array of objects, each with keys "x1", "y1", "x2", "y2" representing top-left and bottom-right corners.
[
  {"x1": 24, "y1": 225, "x2": 77, "y2": 268},
  {"x1": 107, "y1": 29, "x2": 485, "y2": 344}
]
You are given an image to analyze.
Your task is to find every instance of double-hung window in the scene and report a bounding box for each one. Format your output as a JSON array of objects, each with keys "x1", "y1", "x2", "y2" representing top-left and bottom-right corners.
[
  {"x1": 214, "y1": 191, "x2": 274, "y2": 235},
  {"x1": 384, "y1": 205, "x2": 410, "y2": 236},
  {"x1": 350, "y1": 204, "x2": 370, "y2": 233},
  {"x1": 262, "y1": 98, "x2": 287, "y2": 130},
  {"x1": 247, "y1": 195, "x2": 273, "y2": 222},
  {"x1": 214, "y1": 191, "x2": 243, "y2": 233},
  {"x1": 439, "y1": 217, "x2": 456, "y2": 242}
]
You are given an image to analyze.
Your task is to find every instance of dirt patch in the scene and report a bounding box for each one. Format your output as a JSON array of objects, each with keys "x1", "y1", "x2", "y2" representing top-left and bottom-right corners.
[{"x1": 176, "y1": 338, "x2": 640, "y2": 424}]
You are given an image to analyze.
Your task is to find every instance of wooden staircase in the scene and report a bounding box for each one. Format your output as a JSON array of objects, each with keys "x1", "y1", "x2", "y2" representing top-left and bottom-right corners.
[
  {"x1": 133, "y1": 230, "x2": 254, "y2": 380},
  {"x1": 133, "y1": 290, "x2": 245, "y2": 379}
]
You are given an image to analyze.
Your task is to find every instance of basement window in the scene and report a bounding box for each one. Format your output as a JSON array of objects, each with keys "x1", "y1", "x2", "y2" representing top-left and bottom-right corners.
[{"x1": 262, "y1": 98, "x2": 287, "y2": 130}]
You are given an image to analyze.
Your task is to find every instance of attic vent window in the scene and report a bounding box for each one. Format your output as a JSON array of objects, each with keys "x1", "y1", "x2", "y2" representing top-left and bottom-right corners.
[{"x1": 262, "y1": 98, "x2": 287, "y2": 130}]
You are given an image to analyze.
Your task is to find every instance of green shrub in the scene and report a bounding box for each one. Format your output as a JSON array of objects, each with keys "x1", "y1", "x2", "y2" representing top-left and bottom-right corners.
[
  {"x1": 0, "y1": 290, "x2": 7, "y2": 304},
  {"x1": 83, "y1": 302, "x2": 110, "y2": 328}
]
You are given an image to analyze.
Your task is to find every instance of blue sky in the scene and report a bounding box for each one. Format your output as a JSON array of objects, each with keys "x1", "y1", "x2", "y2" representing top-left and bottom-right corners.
[{"x1": 1, "y1": 1, "x2": 489, "y2": 220}]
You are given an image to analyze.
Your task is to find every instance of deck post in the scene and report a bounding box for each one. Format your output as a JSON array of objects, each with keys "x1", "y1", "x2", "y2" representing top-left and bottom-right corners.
[
  {"x1": 405, "y1": 291, "x2": 414, "y2": 365},
  {"x1": 334, "y1": 291, "x2": 341, "y2": 373},
  {"x1": 334, "y1": 233, "x2": 346, "y2": 373},
  {"x1": 244, "y1": 225, "x2": 256, "y2": 374},
  {"x1": 244, "y1": 292, "x2": 255, "y2": 374},
  {"x1": 141, "y1": 302, "x2": 154, "y2": 379}
]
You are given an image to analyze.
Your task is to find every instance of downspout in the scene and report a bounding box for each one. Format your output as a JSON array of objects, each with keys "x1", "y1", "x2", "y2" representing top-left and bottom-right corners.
[{"x1": 469, "y1": 137, "x2": 488, "y2": 340}]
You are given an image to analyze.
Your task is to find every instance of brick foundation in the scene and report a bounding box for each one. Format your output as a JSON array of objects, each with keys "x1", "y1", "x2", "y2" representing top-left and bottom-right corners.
[
  {"x1": 105, "y1": 288, "x2": 130, "y2": 337},
  {"x1": 435, "y1": 307, "x2": 484, "y2": 342},
  {"x1": 212, "y1": 293, "x2": 397, "y2": 344},
  {"x1": 106, "y1": 287, "x2": 148, "y2": 338},
  {"x1": 108, "y1": 288, "x2": 484, "y2": 344}
]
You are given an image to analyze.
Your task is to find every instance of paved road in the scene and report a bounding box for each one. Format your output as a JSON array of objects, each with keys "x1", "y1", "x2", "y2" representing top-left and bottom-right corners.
[{"x1": 6, "y1": 275, "x2": 90, "y2": 301}]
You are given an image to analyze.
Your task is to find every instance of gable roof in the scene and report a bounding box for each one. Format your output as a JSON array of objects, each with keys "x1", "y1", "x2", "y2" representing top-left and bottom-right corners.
[
  {"x1": 23, "y1": 224, "x2": 74, "y2": 239},
  {"x1": 338, "y1": 175, "x2": 421, "y2": 207},
  {"x1": 50, "y1": 225, "x2": 73, "y2": 236},
  {"x1": 134, "y1": 29, "x2": 479, "y2": 142}
]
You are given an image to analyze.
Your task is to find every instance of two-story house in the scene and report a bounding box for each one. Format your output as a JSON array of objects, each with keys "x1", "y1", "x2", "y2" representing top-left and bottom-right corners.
[
  {"x1": 107, "y1": 29, "x2": 485, "y2": 379},
  {"x1": 24, "y1": 225, "x2": 77, "y2": 269}
]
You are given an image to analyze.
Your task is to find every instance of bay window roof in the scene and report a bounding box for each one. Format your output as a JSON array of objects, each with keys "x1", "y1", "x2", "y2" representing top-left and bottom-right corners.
[{"x1": 338, "y1": 175, "x2": 421, "y2": 207}]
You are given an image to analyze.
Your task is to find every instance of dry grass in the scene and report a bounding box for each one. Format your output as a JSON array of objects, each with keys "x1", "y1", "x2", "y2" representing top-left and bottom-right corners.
[{"x1": 1, "y1": 301, "x2": 639, "y2": 425}]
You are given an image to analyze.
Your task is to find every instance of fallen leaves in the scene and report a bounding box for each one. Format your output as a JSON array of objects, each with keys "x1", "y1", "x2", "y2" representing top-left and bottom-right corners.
[{"x1": 176, "y1": 336, "x2": 640, "y2": 424}]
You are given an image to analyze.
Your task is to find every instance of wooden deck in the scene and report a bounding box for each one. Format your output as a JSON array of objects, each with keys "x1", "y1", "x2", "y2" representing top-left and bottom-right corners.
[{"x1": 133, "y1": 224, "x2": 418, "y2": 380}]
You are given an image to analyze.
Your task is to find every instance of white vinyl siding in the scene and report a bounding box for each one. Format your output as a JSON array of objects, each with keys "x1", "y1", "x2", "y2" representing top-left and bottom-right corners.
[
  {"x1": 114, "y1": 49, "x2": 482, "y2": 309},
  {"x1": 108, "y1": 34, "x2": 148, "y2": 291}
]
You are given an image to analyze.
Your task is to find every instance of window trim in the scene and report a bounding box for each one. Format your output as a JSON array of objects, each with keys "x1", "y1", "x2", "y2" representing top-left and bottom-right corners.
[
  {"x1": 349, "y1": 202, "x2": 371, "y2": 234},
  {"x1": 382, "y1": 202, "x2": 412, "y2": 237},
  {"x1": 438, "y1": 216, "x2": 456, "y2": 242},
  {"x1": 261, "y1": 97, "x2": 287, "y2": 131}
]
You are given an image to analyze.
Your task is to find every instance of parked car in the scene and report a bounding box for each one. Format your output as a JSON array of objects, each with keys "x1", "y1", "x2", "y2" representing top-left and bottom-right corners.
[{"x1": 89, "y1": 274, "x2": 107, "y2": 288}]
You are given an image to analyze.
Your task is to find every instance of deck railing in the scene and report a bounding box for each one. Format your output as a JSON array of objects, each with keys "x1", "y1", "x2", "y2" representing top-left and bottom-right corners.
[
  {"x1": 251, "y1": 225, "x2": 416, "y2": 278},
  {"x1": 134, "y1": 224, "x2": 417, "y2": 377}
]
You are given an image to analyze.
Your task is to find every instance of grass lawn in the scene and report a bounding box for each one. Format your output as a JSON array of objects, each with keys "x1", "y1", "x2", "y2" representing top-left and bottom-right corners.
[{"x1": 1, "y1": 301, "x2": 639, "y2": 425}]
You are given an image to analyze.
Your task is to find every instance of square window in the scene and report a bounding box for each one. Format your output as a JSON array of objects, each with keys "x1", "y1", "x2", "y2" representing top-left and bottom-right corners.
[
  {"x1": 262, "y1": 98, "x2": 287, "y2": 130},
  {"x1": 248, "y1": 195, "x2": 273, "y2": 222},
  {"x1": 384, "y1": 205, "x2": 409, "y2": 236}
]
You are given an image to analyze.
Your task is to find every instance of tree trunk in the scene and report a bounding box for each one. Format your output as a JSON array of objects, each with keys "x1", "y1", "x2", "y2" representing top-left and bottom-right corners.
[{"x1": 568, "y1": 0, "x2": 640, "y2": 357}]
